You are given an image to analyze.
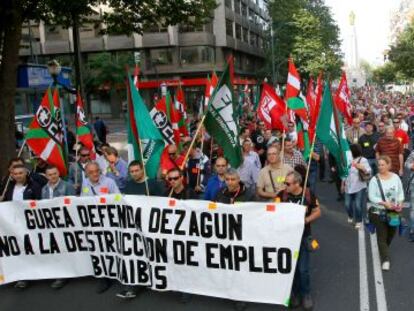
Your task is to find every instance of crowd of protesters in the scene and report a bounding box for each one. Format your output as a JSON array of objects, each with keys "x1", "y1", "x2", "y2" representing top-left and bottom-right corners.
[{"x1": 1, "y1": 85, "x2": 414, "y2": 311}]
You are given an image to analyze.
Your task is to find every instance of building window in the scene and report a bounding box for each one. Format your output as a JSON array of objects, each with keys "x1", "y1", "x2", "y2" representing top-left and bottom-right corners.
[
  {"x1": 241, "y1": 3, "x2": 247, "y2": 17},
  {"x1": 234, "y1": 0, "x2": 241, "y2": 14},
  {"x1": 143, "y1": 24, "x2": 168, "y2": 33},
  {"x1": 225, "y1": 0, "x2": 232, "y2": 9},
  {"x1": 226, "y1": 19, "x2": 233, "y2": 37},
  {"x1": 235, "y1": 24, "x2": 242, "y2": 40},
  {"x1": 242, "y1": 27, "x2": 248, "y2": 42},
  {"x1": 249, "y1": 9, "x2": 255, "y2": 24},
  {"x1": 249, "y1": 31, "x2": 256, "y2": 46},
  {"x1": 180, "y1": 46, "x2": 214, "y2": 64},
  {"x1": 179, "y1": 23, "x2": 204, "y2": 33},
  {"x1": 150, "y1": 48, "x2": 173, "y2": 65}
]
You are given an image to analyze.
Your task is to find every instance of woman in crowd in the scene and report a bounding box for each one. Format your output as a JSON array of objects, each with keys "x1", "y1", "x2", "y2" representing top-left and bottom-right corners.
[
  {"x1": 368, "y1": 155, "x2": 404, "y2": 271},
  {"x1": 342, "y1": 144, "x2": 371, "y2": 229}
]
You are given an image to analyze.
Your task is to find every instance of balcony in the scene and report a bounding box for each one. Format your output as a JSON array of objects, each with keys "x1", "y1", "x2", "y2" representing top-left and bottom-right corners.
[
  {"x1": 107, "y1": 35, "x2": 135, "y2": 50},
  {"x1": 142, "y1": 32, "x2": 170, "y2": 47},
  {"x1": 178, "y1": 32, "x2": 215, "y2": 46}
]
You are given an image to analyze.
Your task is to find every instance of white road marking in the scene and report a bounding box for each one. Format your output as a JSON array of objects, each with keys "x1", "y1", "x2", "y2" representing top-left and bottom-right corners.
[
  {"x1": 359, "y1": 227, "x2": 370, "y2": 311},
  {"x1": 369, "y1": 232, "x2": 388, "y2": 311}
]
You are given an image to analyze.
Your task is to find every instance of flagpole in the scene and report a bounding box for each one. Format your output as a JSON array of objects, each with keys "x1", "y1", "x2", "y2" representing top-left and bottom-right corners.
[
  {"x1": 1, "y1": 140, "x2": 27, "y2": 200},
  {"x1": 196, "y1": 132, "x2": 205, "y2": 189},
  {"x1": 301, "y1": 133, "x2": 317, "y2": 205},
  {"x1": 138, "y1": 138, "x2": 150, "y2": 196},
  {"x1": 168, "y1": 113, "x2": 208, "y2": 198}
]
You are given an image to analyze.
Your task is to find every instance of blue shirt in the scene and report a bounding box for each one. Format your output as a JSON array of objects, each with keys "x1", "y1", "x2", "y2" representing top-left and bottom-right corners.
[
  {"x1": 105, "y1": 158, "x2": 128, "y2": 191},
  {"x1": 204, "y1": 175, "x2": 226, "y2": 201},
  {"x1": 81, "y1": 175, "x2": 120, "y2": 196}
]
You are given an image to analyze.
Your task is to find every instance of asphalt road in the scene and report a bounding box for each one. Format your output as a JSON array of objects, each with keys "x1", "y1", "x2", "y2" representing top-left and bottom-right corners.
[{"x1": 1, "y1": 179, "x2": 413, "y2": 311}]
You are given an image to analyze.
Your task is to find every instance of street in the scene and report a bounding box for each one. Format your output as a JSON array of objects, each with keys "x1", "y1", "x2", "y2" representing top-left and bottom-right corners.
[{"x1": 1, "y1": 175, "x2": 413, "y2": 311}]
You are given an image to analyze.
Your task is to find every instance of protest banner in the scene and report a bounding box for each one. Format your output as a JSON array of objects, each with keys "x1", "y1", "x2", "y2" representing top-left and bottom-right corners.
[{"x1": 0, "y1": 195, "x2": 305, "y2": 306}]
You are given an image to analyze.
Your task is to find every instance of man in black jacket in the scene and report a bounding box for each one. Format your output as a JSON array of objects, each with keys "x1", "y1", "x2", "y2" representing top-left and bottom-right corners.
[
  {"x1": 164, "y1": 168, "x2": 197, "y2": 200},
  {"x1": 2, "y1": 164, "x2": 42, "y2": 202},
  {"x1": 214, "y1": 168, "x2": 255, "y2": 204}
]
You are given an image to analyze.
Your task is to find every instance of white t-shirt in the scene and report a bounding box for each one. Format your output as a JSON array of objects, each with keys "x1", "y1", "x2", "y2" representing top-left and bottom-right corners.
[{"x1": 12, "y1": 184, "x2": 26, "y2": 201}]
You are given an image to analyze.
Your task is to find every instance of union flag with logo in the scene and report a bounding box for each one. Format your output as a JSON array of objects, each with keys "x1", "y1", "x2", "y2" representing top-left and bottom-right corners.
[{"x1": 25, "y1": 87, "x2": 68, "y2": 176}]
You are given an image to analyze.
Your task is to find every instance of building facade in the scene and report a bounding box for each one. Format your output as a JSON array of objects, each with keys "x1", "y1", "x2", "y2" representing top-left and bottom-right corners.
[{"x1": 19, "y1": 0, "x2": 269, "y2": 116}]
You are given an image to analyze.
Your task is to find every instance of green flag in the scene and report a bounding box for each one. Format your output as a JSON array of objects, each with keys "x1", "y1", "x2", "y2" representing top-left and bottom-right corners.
[
  {"x1": 204, "y1": 64, "x2": 242, "y2": 168},
  {"x1": 316, "y1": 82, "x2": 352, "y2": 179},
  {"x1": 126, "y1": 75, "x2": 164, "y2": 179}
]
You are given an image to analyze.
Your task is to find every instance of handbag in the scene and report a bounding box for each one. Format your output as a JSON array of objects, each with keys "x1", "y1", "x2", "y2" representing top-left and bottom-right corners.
[
  {"x1": 375, "y1": 175, "x2": 401, "y2": 227},
  {"x1": 357, "y1": 157, "x2": 371, "y2": 182}
]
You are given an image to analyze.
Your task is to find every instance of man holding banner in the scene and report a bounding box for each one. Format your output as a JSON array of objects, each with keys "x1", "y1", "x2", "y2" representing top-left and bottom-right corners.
[{"x1": 276, "y1": 171, "x2": 321, "y2": 310}]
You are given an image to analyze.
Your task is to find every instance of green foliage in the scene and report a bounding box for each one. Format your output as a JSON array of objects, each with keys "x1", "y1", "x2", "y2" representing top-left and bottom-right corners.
[
  {"x1": 267, "y1": 0, "x2": 342, "y2": 83},
  {"x1": 372, "y1": 62, "x2": 398, "y2": 85},
  {"x1": 389, "y1": 19, "x2": 414, "y2": 79},
  {"x1": 84, "y1": 52, "x2": 134, "y2": 94}
]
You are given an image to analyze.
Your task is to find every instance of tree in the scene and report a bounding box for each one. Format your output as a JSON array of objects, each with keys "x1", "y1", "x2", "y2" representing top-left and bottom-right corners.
[
  {"x1": 0, "y1": 0, "x2": 216, "y2": 177},
  {"x1": 389, "y1": 19, "x2": 414, "y2": 79},
  {"x1": 267, "y1": 0, "x2": 342, "y2": 83},
  {"x1": 372, "y1": 62, "x2": 398, "y2": 85}
]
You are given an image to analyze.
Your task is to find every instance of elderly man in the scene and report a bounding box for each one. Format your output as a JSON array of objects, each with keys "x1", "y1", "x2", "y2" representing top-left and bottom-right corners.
[
  {"x1": 375, "y1": 127, "x2": 404, "y2": 176},
  {"x1": 81, "y1": 161, "x2": 120, "y2": 197},
  {"x1": 346, "y1": 116, "x2": 366, "y2": 144},
  {"x1": 257, "y1": 146, "x2": 293, "y2": 201}
]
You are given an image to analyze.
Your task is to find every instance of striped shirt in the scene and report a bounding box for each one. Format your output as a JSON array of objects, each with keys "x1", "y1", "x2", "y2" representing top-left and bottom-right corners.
[{"x1": 375, "y1": 137, "x2": 403, "y2": 174}]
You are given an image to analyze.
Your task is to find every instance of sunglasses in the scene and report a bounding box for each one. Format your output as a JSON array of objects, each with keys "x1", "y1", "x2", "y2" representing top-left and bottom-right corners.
[
  {"x1": 168, "y1": 176, "x2": 180, "y2": 181},
  {"x1": 284, "y1": 181, "x2": 293, "y2": 186},
  {"x1": 80, "y1": 154, "x2": 90, "y2": 157},
  {"x1": 216, "y1": 164, "x2": 226, "y2": 167}
]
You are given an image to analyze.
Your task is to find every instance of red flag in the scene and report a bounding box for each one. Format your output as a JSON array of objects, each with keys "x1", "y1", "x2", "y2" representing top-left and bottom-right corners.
[
  {"x1": 309, "y1": 72, "x2": 323, "y2": 139},
  {"x1": 175, "y1": 85, "x2": 189, "y2": 137},
  {"x1": 258, "y1": 83, "x2": 287, "y2": 130},
  {"x1": 334, "y1": 72, "x2": 353, "y2": 125},
  {"x1": 25, "y1": 88, "x2": 67, "y2": 176},
  {"x1": 285, "y1": 58, "x2": 301, "y2": 99},
  {"x1": 76, "y1": 93, "x2": 96, "y2": 159},
  {"x1": 204, "y1": 71, "x2": 218, "y2": 108}
]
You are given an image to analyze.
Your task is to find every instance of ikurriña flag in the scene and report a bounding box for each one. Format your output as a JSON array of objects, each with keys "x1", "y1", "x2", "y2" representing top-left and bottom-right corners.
[{"x1": 25, "y1": 88, "x2": 67, "y2": 176}]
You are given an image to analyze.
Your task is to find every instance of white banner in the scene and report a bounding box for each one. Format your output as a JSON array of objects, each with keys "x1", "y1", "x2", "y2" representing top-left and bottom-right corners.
[{"x1": 0, "y1": 195, "x2": 305, "y2": 306}]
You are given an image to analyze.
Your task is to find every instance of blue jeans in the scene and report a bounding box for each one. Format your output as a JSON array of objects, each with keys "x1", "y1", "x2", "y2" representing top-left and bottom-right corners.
[
  {"x1": 292, "y1": 239, "x2": 310, "y2": 296},
  {"x1": 308, "y1": 168, "x2": 317, "y2": 195},
  {"x1": 344, "y1": 189, "x2": 366, "y2": 223},
  {"x1": 367, "y1": 158, "x2": 377, "y2": 176}
]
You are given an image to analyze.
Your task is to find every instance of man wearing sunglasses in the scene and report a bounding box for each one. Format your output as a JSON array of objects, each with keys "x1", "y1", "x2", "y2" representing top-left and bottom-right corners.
[
  {"x1": 275, "y1": 171, "x2": 321, "y2": 311},
  {"x1": 68, "y1": 146, "x2": 91, "y2": 194},
  {"x1": 165, "y1": 168, "x2": 197, "y2": 200},
  {"x1": 160, "y1": 144, "x2": 185, "y2": 179}
]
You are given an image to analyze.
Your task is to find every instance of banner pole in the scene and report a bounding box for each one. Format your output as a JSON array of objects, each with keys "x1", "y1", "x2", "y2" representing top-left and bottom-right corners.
[
  {"x1": 168, "y1": 113, "x2": 207, "y2": 198},
  {"x1": 1, "y1": 140, "x2": 27, "y2": 200},
  {"x1": 301, "y1": 133, "x2": 317, "y2": 205},
  {"x1": 138, "y1": 138, "x2": 150, "y2": 196},
  {"x1": 196, "y1": 132, "x2": 205, "y2": 188}
]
